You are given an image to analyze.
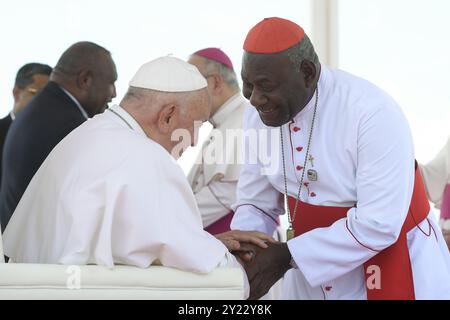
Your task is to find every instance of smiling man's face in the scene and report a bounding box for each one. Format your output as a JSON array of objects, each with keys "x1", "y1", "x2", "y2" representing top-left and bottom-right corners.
[{"x1": 241, "y1": 51, "x2": 314, "y2": 127}]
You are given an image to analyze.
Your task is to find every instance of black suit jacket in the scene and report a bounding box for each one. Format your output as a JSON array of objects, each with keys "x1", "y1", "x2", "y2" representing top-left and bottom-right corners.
[
  {"x1": 0, "y1": 81, "x2": 87, "y2": 232},
  {"x1": 0, "y1": 114, "x2": 12, "y2": 188}
]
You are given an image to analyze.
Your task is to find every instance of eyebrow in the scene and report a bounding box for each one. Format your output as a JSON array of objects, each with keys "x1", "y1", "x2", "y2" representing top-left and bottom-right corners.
[{"x1": 253, "y1": 77, "x2": 275, "y2": 86}]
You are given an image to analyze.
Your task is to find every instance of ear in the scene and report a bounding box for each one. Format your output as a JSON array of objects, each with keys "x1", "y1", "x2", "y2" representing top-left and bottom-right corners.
[
  {"x1": 157, "y1": 103, "x2": 179, "y2": 134},
  {"x1": 210, "y1": 74, "x2": 224, "y2": 93},
  {"x1": 12, "y1": 86, "x2": 21, "y2": 101},
  {"x1": 300, "y1": 60, "x2": 318, "y2": 88},
  {"x1": 76, "y1": 70, "x2": 93, "y2": 90}
]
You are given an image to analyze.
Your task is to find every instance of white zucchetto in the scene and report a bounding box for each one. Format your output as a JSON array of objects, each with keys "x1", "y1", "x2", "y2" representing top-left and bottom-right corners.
[{"x1": 129, "y1": 56, "x2": 207, "y2": 92}]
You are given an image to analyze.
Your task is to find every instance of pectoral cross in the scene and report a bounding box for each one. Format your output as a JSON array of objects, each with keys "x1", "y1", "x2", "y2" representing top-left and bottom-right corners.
[
  {"x1": 286, "y1": 226, "x2": 295, "y2": 241},
  {"x1": 308, "y1": 154, "x2": 315, "y2": 167}
]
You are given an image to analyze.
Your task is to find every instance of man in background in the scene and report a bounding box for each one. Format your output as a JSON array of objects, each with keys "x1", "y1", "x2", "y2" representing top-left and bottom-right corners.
[
  {"x1": 187, "y1": 48, "x2": 248, "y2": 234},
  {"x1": 0, "y1": 41, "x2": 117, "y2": 232},
  {"x1": 420, "y1": 137, "x2": 450, "y2": 249},
  {"x1": 0, "y1": 63, "x2": 52, "y2": 185}
]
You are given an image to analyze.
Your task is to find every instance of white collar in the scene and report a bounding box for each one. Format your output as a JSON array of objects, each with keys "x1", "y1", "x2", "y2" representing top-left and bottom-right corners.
[
  {"x1": 108, "y1": 104, "x2": 147, "y2": 137},
  {"x1": 293, "y1": 63, "x2": 329, "y2": 121},
  {"x1": 210, "y1": 93, "x2": 244, "y2": 128},
  {"x1": 9, "y1": 111, "x2": 15, "y2": 121},
  {"x1": 59, "y1": 86, "x2": 89, "y2": 120}
]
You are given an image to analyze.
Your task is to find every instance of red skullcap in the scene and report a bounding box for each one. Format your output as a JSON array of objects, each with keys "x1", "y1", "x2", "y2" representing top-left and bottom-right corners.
[{"x1": 244, "y1": 17, "x2": 305, "y2": 54}]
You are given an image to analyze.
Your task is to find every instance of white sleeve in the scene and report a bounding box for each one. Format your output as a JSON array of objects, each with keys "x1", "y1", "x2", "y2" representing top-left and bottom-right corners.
[
  {"x1": 231, "y1": 108, "x2": 283, "y2": 235},
  {"x1": 289, "y1": 102, "x2": 415, "y2": 287},
  {"x1": 420, "y1": 137, "x2": 450, "y2": 207},
  {"x1": 217, "y1": 251, "x2": 249, "y2": 299},
  {"x1": 99, "y1": 149, "x2": 230, "y2": 274}
]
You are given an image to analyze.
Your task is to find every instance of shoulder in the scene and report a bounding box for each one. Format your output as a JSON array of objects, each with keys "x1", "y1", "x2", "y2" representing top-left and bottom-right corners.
[
  {"x1": 11, "y1": 90, "x2": 85, "y2": 139},
  {"x1": 324, "y1": 67, "x2": 406, "y2": 125},
  {"x1": 216, "y1": 95, "x2": 248, "y2": 130},
  {"x1": 113, "y1": 131, "x2": 182, "y2": 176},
  {"x1": 115, "y1": 137, "x2": 188, "y2": 190},
  {"x1": 0, "y1": 115, "x2": 12, "y2": 133},
  {"x1": 329, "y1": 67, "x2": 399, "y2": 109}
]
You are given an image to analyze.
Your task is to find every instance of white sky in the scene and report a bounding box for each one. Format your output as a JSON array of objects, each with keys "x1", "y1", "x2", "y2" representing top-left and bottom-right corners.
[
  {"x1": 338, "y1": 0, "x2": 450, "y2": 165},
  {"x1": 0, "y1": 0, "x2": 310, "y2": 173},
  {"x1": 0, "y1": 0, "x2": 448, "y2": 174}
]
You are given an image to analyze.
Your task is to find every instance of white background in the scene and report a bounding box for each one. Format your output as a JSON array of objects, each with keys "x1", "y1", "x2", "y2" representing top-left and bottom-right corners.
[{"x1": 0, "y1": 0, "x2": 448, "y2": 178}]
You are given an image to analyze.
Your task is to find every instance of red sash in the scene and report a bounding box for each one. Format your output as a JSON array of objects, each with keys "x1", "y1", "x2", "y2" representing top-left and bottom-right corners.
[
  {"x1": 288, "y1": 163, "x2": 430, "y2": 300},
  {"x1": 205, "y1": 208, "x2": 282, "y2": 235},
  {"x1": 204, "y1": 211, "x2": 235, "y2": 235}
]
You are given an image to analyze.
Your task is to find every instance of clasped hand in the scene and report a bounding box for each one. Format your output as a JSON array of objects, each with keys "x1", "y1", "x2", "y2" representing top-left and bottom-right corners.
[{"x1": 215, "y1": 230, "x2": 292, "y2": 300}]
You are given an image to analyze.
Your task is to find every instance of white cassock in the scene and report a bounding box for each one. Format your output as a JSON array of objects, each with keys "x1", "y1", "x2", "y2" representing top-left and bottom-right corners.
[
  {"x1": 3, "y1": 105, "x2": 249, "y2": 296},
  {"x1": 420, "y1": 137, "x2": 450, "y2": 209},
  {"x1": 231, "y1": 64, "x2": 450, "y2": 299},
  {"x1": 187, "y1": 93, "x2": 247, "y2": 228}
]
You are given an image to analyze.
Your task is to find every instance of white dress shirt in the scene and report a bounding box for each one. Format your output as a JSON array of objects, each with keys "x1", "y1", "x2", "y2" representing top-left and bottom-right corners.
[{"x1": 60, "y1": 86, "x2": 89, "y2": 119}]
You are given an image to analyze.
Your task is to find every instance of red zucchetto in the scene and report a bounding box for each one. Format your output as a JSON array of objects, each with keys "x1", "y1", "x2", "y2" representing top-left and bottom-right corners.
[{"x1": 243, "y1": 17, "x2": 305, "y2": 54}]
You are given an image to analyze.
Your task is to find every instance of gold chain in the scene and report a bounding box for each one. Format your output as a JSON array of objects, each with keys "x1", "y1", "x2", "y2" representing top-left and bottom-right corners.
[{"x1": 280, "y1": 87, "x2": 319, "y2": 229}]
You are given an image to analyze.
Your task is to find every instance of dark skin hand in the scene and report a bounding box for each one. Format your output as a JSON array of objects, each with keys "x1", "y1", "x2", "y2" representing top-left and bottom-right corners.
[{"x1": 234, "y1": 242, "x2": 292, "y2": 300}]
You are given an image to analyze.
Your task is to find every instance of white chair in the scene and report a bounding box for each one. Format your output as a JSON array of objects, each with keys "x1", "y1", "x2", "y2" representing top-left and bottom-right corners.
[{"x1": 0, "y1": 232, "x2": 244, "y2": 300}]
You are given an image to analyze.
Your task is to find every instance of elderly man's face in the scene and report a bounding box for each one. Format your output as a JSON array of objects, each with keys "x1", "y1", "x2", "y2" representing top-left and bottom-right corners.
[
  {"x1": 241, "y1": 52, "x2": 314, "y2": 127},
  {"x1": 171, "y1": 89, "x2": 211, "y2": 158}
]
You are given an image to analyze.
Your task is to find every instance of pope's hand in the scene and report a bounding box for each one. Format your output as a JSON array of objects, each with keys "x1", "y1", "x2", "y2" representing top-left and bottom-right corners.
[{"x1": 215, "y1": 230, "x2": 277, "y2": 254}]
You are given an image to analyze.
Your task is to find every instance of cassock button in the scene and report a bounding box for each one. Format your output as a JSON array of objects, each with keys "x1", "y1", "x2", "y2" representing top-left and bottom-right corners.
[
  {"x1": 304, "y1": 182, "x2": 309, "y2": 187},
  {"x1": 310, "y1": 192, "x2": 316, "y2": 197},
  {"x1": 296, "y1": 147, "x2": 303, "y2": 152},
  {"x1": 325, "y1": 286, "x2": 332, "y2": 291},
  {"x1": 296, "y1": 165, "x2": 303, "y2": 171},
  {"x1": 293, "y1": 126, "x2": 301, "y2": 132}
]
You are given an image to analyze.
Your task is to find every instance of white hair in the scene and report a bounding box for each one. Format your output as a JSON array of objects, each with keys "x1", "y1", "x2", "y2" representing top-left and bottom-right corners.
[
  {"x1": 201, "y1": 58, "x2": 240, "y2": 90},
  {"x1": 122, "y1": 86, "x2": 208, "y2": 117}
]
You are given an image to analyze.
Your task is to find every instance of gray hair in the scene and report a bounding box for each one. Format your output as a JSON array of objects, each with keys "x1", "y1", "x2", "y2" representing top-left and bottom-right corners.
[
  {"x1": 202, "y1": 58, "x2": 240, "y2": 90},
  {"x1": 122, "y1": 86, "x2": 206, "y2": 117},
  {"x1": 283, "y1": 35, "x2": 320, "y2": 73}
]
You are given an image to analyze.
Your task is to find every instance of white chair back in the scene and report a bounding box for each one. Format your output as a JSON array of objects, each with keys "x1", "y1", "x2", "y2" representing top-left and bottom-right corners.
[{"x1": 0, "y1": 264, "x2": 244, "y2": 299}]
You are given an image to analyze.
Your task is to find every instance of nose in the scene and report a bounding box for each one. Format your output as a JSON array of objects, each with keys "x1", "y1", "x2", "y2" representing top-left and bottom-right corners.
[
  {"x1": 249, "y1": 88, "x2": 267, "y2": 108},
  {"x1": 111, "y1": 85, "x2": 117, "y2": 100}
]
